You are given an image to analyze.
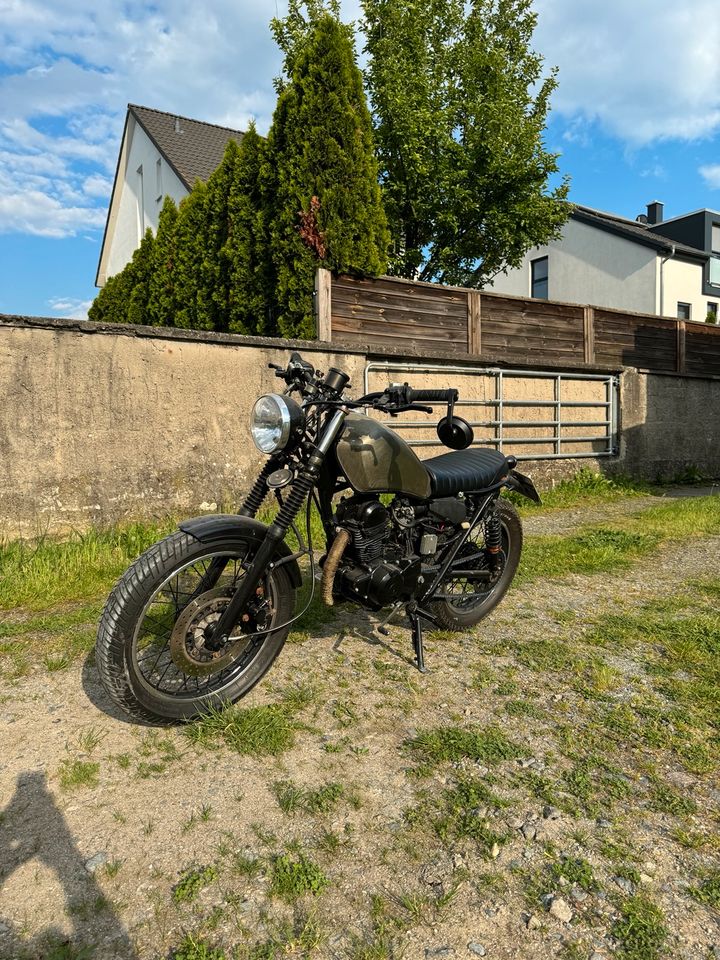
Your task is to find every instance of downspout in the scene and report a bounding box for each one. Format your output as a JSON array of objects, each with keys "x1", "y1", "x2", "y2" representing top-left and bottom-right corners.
[{"x1": 659, "y1": 244, "x2": 675, "y2": 317}]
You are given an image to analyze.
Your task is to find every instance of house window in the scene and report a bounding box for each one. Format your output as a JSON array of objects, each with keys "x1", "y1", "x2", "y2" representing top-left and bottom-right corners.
[
  {"x1": 677, "y1": 302, "x2": 691, "y2": 321},
  {"x1": 531, "y1": 256, "x2": 548, "y2": 299},
  {"x1": 707, "y1": 302, "x2": 718, "y2": 323},
  {"x1": 712, "y1": 224, "x2": 720, "y2": 254},
  {"x1": 156, "y1": 158, "x2": 163, "y2": 203},
  {"x1": 136, "y1": 164, "x2": 145, "y2": 240}
]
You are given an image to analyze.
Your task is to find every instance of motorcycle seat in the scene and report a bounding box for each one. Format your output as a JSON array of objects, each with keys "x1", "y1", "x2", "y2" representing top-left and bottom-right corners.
[{"x1": 422, "y1": 448, "x2": 511, "y2": 498}]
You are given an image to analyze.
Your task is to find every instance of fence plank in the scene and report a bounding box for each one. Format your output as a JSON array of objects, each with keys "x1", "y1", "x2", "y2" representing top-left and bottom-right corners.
[
  {"x1": 314, "y1": 268, "x2": 332, "y2": 342},
  {"x1": 467, "y1": 291, "x2": 481, "y2": 354},
  {"x1": 583, "y1": 306, "x2": 595, "y2": 364}
]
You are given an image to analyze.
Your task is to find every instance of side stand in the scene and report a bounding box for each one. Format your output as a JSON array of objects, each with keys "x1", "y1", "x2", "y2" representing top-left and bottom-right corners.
[{"x1": 406, "y1": 602, "x2": 440, "y2": 673}]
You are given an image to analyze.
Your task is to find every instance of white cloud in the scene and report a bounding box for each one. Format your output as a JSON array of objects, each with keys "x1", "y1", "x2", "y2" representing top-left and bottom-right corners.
[
  {"x1": 83, "y1": 173, "x2": 113, "y2": 198},
  {"x1": 699, "y1": 164, "x2": 720, "y2": 189},
  {"x1": 48, "y1": 296, "x2": 93, "y2": 319},
  {"x1": 534, "y1": 0, "x2": 720, "y2": 145}
]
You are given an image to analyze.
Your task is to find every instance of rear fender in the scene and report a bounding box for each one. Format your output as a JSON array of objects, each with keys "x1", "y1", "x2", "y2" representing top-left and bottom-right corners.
[
  {"x1": 178, "y1": 514, "x2": 303, "y2": 588},
  {"x1": 506, "y1": 470, "x2": 542, "y2": 504}
]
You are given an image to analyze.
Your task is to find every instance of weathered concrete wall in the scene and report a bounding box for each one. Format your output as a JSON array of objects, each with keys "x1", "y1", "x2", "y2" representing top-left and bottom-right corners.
[{"x1": 1, "y1": 316, "x2": 719, "y2": 539}]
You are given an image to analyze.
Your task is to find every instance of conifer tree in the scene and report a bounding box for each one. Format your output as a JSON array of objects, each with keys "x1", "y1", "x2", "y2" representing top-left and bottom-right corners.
[
  {"x1": 89, "y1": 229, "x2": 154, "y2": 325},
  {"x1": 266, "y1": 12, "x2": 389, "y2": 339},
  {"x1": 172, "y1": 181, "x2": 213, "y2": 330},
  {"x1": 224, "y1": 123, "x2": 274, "y2": 335},
  {"x1": 147, "y1": 196, "x2": 179, "y2": 326},
  {"x1": 203, "y1": 138, "x2": 242, "y2": 332}
]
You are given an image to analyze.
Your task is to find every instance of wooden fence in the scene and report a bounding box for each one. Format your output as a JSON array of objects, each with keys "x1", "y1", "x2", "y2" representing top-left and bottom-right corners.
[{"x1": 315, "y1": 270, "x2": 720, "y2": 377}]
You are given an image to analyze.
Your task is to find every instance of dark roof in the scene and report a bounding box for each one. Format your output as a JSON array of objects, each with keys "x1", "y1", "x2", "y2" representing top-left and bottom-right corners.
[
  {"x1": 129, "y1": 104, "x2": 244, "y2": 188},
  {"x1": 571, "y1": 204, "x2": 708, "y2": 262}
]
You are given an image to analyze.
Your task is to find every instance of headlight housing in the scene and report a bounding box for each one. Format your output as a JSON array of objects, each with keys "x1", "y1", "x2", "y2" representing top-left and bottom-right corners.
[{"x1": 250, "y1": 394, "x2": 305, "y2": 454}]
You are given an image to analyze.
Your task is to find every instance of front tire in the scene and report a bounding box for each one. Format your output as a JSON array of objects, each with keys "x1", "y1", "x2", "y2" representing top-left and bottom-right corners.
[
  {"x1": 95, "y1": 531, "x2": 295, "y2": 724},
  {"x1": 430, "y1": 499, "x2": 522, "y2": 631}
]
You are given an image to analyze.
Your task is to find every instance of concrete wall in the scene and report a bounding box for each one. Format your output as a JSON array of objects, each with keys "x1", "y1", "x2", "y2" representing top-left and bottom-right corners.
[
  {"x1": 489, "y1": 218, "x2": 659, "y2": 314},
  {"x1": 1, "y1": 316, "x2": 719, "y2": 539}
]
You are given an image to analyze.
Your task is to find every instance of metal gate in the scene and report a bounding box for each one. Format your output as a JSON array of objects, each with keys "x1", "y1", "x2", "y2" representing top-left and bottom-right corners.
[{"x1": 364, "y1": 361, "x2": 619, "y2": 461}]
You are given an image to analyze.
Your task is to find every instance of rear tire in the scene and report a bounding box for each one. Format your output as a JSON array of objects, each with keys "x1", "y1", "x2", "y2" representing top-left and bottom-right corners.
[
  {"x1": 430, "y1": 499, "x2": 522, "y2": 631},
  {"x1": 95, "y1": 531, "x2": 295, "y2": 724}
]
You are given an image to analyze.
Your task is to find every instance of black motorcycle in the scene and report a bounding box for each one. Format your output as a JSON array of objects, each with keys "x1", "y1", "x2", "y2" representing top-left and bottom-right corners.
[{"x1": 96, "y1": 352, "x2": 540, "y2": 723}]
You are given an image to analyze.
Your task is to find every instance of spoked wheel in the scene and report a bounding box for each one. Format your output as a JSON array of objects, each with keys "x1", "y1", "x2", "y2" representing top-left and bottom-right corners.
[
  {"x1": 430, "y1": 499, "x2": 522, "y2": 630},
  {"x1": 96, "y1": 532, "x2": 295, "y2": 723}
]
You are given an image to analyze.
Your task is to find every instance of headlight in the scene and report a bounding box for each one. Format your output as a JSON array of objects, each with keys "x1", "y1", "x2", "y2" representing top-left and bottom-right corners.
[{"x1": 250, "y1": 394, "x2": 305, "y2": 454}]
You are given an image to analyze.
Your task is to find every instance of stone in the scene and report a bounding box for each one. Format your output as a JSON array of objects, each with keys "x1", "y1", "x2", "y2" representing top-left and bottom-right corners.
[
  {"x1": 543, "y1": 805, "x2": 561, "y2": 820},
  {"x1": 549, "y1": 897, "x2": 573, "y2": 923},
  {"x1": 590, "y1": 953, "x2": 605, "y2": 960},
  {"x1": 639, "y1": 873, "x2": 654, "y2": 885},
  {"x1": 425, "y1": 948, "x2": 452, "y2": 958},
  {"x1": 571, "y1": 886, "x2": 588, "y2": 903},
  {"x1": 521, "y1": 823, "x2": 537, "y2": 841},
  {"x1": 467, "y1": 944, "x2": 486, "y2": 956},
  {"x1": 596, "y1": 817, "x2": 612, "y2": 829},
  {"x1": 84, "y1": 851, "x2": 108, "y2": 875},
  {"x1": 489, "y1": 843, "x2": 501, "y2": 860},
  {"x1": 526, "y1": 914, "x2": 542, "y2": 931},
  {"x1": 614, "y1": 876, "x2": 635, "y2": 895}
]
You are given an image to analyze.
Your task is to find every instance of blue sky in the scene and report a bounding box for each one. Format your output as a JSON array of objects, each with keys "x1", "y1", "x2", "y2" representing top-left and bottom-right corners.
[{"x1": 2, "y1": 0, "x2": 720, "y2": 318}]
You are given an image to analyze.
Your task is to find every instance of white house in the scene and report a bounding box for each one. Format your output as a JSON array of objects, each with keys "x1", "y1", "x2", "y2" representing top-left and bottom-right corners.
[
  {"x1": 96, "y1": 105, "x2": 243, "y2": 286},
  {"x1": 488, "y1": 202, "x2": 717, "y2": 323}
]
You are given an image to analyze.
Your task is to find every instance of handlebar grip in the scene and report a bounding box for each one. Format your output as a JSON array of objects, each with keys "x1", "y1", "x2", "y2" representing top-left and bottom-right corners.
[{"x1": 407, "y1": 388, "x2": 458, "y2": 403}]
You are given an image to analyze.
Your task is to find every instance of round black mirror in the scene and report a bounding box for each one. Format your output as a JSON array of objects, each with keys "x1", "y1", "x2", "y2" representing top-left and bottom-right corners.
[{"x1": 437, "y1": 416, "x2": 474, "y2": 450}]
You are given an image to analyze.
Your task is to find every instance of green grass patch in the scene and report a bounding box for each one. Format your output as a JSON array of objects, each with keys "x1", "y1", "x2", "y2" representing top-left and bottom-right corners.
[
  {"x1": 171, "y1": 934, "x2": 226, "y2": 960},
  {"x1": 270, "y1": 852, "x2": 329, "y2": 901},
  {"x1": 687, "y1": 869, "x2": 720, "y2": 909},
  {"x1": 172, "y1": 864, "x2": 218, "y2": 904},
  {"x1": 0, "y1": 520, "x2": 176, "y2": 610},
  {"x1": 185, "y1": 704, "x2": 299, "y2": 757},
  {"x1": 505, "y1": 468, "x2": 653, "y2": 514},
  {"x1": 58, "y1": 759, "x2": 100, "y2": 791},
  {"x1": 405, "y1": 724, "x2": 525, "y2": 771},
  {"x1": 272, "y1": 779, "x2": 348, "y2": 815},
  {"x1": 518, "y1": 527, "x2": 659, "y2": 584},
  {"x1": 612, "y1": 895, "x2": 668, "y2": 960}
]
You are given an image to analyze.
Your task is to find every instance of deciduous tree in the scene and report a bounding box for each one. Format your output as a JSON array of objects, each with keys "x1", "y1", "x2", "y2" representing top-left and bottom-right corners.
[{"x1": 362, "y1": 0, "x2": 570, "y2": 286}]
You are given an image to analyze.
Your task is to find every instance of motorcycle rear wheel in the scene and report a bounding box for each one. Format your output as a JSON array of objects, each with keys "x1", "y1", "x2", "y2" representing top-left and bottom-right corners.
[
  {"x1": 430, "y1": 499, "x2": 522, "y2": 630},
  {"x1": 95, "y1": 531, "x2": 295, "y2": 724}
]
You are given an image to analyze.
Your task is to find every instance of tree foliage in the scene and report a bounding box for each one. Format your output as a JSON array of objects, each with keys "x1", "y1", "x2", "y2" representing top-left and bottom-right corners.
[
  {"x1": 147, "y1": 196, "x2": 179, "y2": 326},
  {"x1": 361, "y1": 0, "x2": 570, "y2": 286},
  {"x1": 89, "y1": 228, "x2": 155, "y2": 325},
  {"x1": 266, "y1": 12, "x2": 389, "y2": 338}
]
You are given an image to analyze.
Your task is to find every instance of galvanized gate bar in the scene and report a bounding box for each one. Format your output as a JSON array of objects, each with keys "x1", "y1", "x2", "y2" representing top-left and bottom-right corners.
[{"x1": 363, "y1": 361, "x2": 619, "y2": 461}]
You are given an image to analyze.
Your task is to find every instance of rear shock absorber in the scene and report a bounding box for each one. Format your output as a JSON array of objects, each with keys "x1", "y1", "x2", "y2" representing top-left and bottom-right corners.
[{"x1": 484, "y1": 507, "x2": 503, "y2": 572}]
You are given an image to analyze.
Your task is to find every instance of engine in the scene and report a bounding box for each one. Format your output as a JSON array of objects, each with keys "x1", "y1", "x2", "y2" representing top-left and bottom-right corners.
[{"x1": 333, "y1": 496, "x2": 422, "y2": 610}]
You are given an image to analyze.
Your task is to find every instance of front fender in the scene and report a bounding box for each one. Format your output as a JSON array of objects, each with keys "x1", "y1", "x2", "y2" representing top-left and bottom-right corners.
[{"x1": 178, "y1": 514, "x2": 303, "y2": 589}]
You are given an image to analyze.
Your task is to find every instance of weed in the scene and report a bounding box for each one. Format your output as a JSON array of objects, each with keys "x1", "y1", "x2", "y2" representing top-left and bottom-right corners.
[
  {"x1": 104, "y1": 859, "x2": 123, "y2": 878},
  {"x1": 270, "y1": 852, "x2": 329, "y2": 901},
  {"x1": 406, "y1": 724, "x2": 524, "y2": 770},
  {"x1": 687, "y1": 869, "x2": 720, "y2": 909},
  {"x1": 231, "y1": 853, "x2": 263, "y2": 878},
  {"x1": 172, "y1": 864, "x2": 218, "y2": 904},
  {"x1": 650, "y1": 783, "x2": 697, "y2": 817},
  {"x1": 44, "y1": 939, "x2": 93, "y2": 960},
  {"x1": 272, "y1": 779, "x2": 345, "y2": 816},
  {"x1": 170, "y1": 934, "x2": 226, "y2": 960},
  {"x1": 58, "y1": 759, "x2": 99, "y2": 791},
  {"x1": 238, "y1": 914, "x2": 324, "y2": 959},
  {"x1": 612, "y1": 895, "x2": 667, "y2": 960},
  {"x1": 185, "y1": 704, "x2": 298, "y2": 756},
  {"x1": 76, "y1": 727, "x2": 106, "y2": 753}
]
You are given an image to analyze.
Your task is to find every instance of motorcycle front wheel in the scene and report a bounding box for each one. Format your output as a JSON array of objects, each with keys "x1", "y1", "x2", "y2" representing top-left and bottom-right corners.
[{"x1": 95, "y1": 531, "x2": 295, "y2": 724}]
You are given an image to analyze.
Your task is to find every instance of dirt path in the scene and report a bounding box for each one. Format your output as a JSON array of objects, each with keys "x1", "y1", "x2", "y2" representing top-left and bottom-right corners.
[{"x1": 1, "y1": 498, "x2": 719, "y2": 960}]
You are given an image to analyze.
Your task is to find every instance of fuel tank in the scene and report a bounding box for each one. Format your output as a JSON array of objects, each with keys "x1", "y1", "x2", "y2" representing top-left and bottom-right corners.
[{"x1": 336, "y1": 413, "x2": 431, "y2": 498}]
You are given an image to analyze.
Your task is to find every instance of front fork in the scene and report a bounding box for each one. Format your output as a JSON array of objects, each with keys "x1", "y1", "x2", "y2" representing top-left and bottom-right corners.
[{"x1": 207, "y1": 409, "x2": 347, "y2": 648}]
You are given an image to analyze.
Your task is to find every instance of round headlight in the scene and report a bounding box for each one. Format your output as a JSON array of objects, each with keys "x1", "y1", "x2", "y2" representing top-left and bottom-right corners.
[{"x1": 250, "y1": 394, "x2": 304, "y2": 454}]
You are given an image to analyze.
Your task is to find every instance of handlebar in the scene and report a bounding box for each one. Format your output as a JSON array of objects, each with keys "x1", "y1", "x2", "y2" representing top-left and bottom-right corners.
[{"x1": 407, "y1": 388, "x2": 458, "y2": 404}]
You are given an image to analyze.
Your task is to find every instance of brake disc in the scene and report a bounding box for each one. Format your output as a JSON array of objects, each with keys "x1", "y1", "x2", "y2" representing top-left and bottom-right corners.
[{"x1": 169, "y1": 586, "x2": 253, "y2": 677}]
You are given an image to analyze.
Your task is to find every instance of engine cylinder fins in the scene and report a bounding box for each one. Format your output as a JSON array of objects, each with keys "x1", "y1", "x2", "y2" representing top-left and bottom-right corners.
[{"x1": 321, "y1": 528, "x2": 351, "y2": 607}]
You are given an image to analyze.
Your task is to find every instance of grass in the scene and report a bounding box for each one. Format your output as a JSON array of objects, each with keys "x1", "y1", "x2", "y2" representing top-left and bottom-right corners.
[
  {"x1": 405, "y1": 724, "x2": 525, "y2": 771},
  {"x1": 272, "y1": 779, "x2": 346, "y2": 815},
  {"x1": 518, "y1": 527, "x2": 659, "y2": 583},
  {"x1": 0, "y1": 519, "x2": 176, "y2": 610},
  {"x1": 687, "y1": 870, "x2": 720, "y2": 909},
  {"x1": 172, "y1": 865, "x2": 218, "y2": 904},
  {"x1": 171, "y1": 934, "x2": 226, "y2": 960},
  {"x1": 58, "y1": 759, "x2": 100, "y2": 790},
  {"x1": 612, "y1": 895, "x2": 668, "y2": 960},
  {"x1": 270, "y1": 852, "x2": 329, "y2": 901},
  {"x1": 185, "y1": 703, "x2": 299, "y2": 757},
  {"x1": 505, "y1": 468, "x2": 653, "y2": 514}
]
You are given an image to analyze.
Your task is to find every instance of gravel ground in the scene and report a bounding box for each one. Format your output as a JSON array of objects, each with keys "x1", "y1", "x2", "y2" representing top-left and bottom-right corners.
[{"x1": 0, "y1": 493, "x2": 719, "y2": 960}]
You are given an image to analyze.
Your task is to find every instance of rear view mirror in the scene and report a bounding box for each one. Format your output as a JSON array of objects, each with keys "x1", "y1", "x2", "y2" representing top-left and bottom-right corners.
[{"x1": 437, "y1": 416, "x2": 474, "y2": 450}]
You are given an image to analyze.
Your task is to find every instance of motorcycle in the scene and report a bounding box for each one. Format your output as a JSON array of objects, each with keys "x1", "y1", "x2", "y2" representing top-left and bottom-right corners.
[{"x1": 96, "y1": 351, "x2": 540, "y2": 723}]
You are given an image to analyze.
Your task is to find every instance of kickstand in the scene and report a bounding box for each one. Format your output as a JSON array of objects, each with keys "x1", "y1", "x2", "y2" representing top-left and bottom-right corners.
[{"x1": 406, "y1": 602, "x2": 440, "y2": 673}]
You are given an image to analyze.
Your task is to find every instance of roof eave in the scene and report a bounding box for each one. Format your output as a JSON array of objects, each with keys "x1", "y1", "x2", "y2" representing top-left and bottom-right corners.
[
  {"x1": 570, "y1": 209, "x2": 707, "y2": 262},
  {"x1": 95, "y1": 111, "x2": 130, "y2": 288}
]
